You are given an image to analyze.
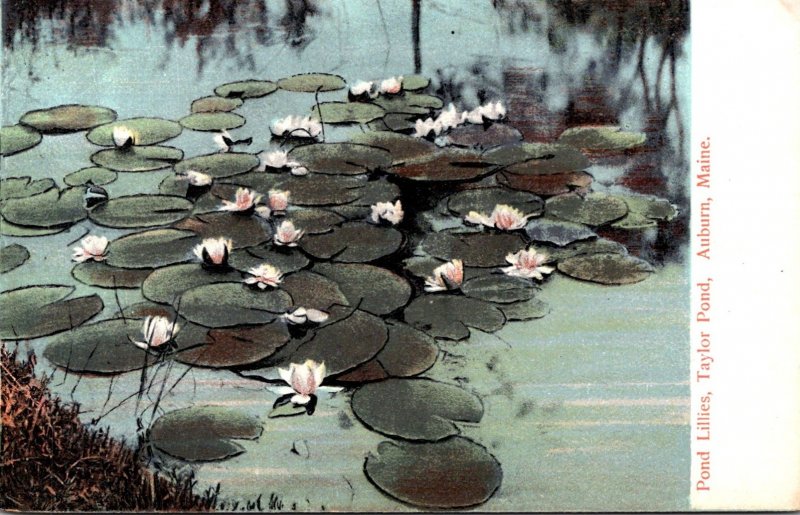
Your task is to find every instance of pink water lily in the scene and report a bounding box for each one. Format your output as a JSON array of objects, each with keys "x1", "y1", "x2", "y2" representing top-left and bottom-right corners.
[
  {"x1": 112, "y1": 126, "x2": 138, "y2": 148},
  {"x1": 268, "y1": 190, "x2": 290, "y2": 213},
  {"x1": 370, "y1": 200, "x2": 404, "y2": 225},
  {"x1": 130, "y1": 316, "x2": 180, "y2": 351},
  {"x1": 276, "y1": 360, "x2": 341, "y2": 405},
  {"x1": 379, "y1": 76, "x2": 403, "y2": 95},
  {"x1": 177, "y1": 170, "x2": 212, "y2": 186},
  {"x1": 244, "y1": 264, "x2": 283, "y2": 289},
  {"x1": 193, "y1": 237, "x2": 232, "y2": 266},
  {"x1": 502, "y1": 248, "x2": 555, "y2": 281},
  {"x1": 274, "y1": 220, "x2": 304, "y2": 247},
  {"x1": 424, "y1": 259, "x2": 464, "y2": 292},
  {"x1": 72, "y1": 235, "x2": 108, "y2": 263},
  {"x1": 283, "y1": 307, "x2": 330, "y2": 325},
  {"x1": 465, "y1": 204, "x2": 531, "y2": 231},
  {"x1": 220, "y1": 188, "x2": 262, "y2": 212}
]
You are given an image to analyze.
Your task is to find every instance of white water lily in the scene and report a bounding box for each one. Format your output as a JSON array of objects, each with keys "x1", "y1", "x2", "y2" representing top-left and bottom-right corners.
[
  {"x1": 290, "y1": 165, "x2": 309, "y2": 176},
  {"x1": 502, "y1": 247, "x2": 555, "y2": 281},
  {"x1": 268, "y1": 190, "x2": 290, "y2": 213},
  {"x1": 413, "y1": 117, "x2": 441, "y2": 139},
  {"x1": 274, "y1": 220, "x2": 304, "y2": 247},
  {"x1": 72, "y1": 235, "x2": 109, "y2": 263},
  {"x1": 112, "y1": 126, "x2": 138, "y2": 148},
  {"x1": 130, "y1": 316, "x2": 180, "y2": 351},
  {"x1": 379, "y1": 76, "x2": 403, "y2": 95},
  {"x1": 437, "y1": 103, "x2": 465, "y2": 132},
  {"x1": 214, "y1": 130, "x2": 233, "y2": 152},
  {"x1": 370, "y1": 200, "x2": 404, "y2": 225},
  {"x1": 176, "y1": 170, "x2": 212, "y2": 186},
  {"x1": 283, "y1": 307, "x2": 330, "y2": 325},
  {"x1": 349, "y1": 80, "x2": 375, "y2": 98},
  {"x1": 275, "y1": 360, "x2": 341, "y2": 405},
  {"x1": 464, "y1": 100, "x2": 506, "y2": 124},
  {"x1": 424, "y1": 259, "x2": 464, "y2": 292},
  {"x1": 193, "y1": 237, "x2": 232, "y2": 266},
  {"x1": 244, "y1": 263, "x2": 283, "y2": 289},
  {"x1": 220, "y1": 187, "x2": 262, "y2": 212},
  {"x1": 465, "y1": 204, "x2": 531, "y2": 231},
  {"x1": 270, "y1": 115, "x2": 322, "y2": 140}
]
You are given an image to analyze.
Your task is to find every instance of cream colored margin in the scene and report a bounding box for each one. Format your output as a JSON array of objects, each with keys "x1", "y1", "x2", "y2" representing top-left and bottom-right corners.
[{"x1": 690, "y1": 0, "x2": 800, "y2": 510}]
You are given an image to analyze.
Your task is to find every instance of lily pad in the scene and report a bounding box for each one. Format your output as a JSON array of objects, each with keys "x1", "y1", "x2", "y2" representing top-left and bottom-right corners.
[
  {"x1": 421, "y1": 232, "x2": 526, "y2": 268},
  {"x1": 237, "y1": 245, "x2": 309, "y2": 274},
  {"x1": 269, "y1": 175, "x2": 367, "y2": 206},
  {"x1": 485, "y1": 142, "x2": 589, "y2": 171},
  {"x1": 525, "y1": 217, "x2": 597, "y2": 246},
  {"x1": 545, "y1": 238, "x2": 629, "y2": 262},
  {"x1": 611, "y1": 194, "x2": 679, "y2": 229},
  {"x1": 1, "y1": 176, "x2": 57, "y2": 201},
  {"x1": 178, "y1": 282, "x2": 292, "y2": 328},
  {"x1": 349, "y1": 131, "x2": 436, "y2": 165},
  {"x1": 498, "y1": 170, "x2": 594, "y2": 196},
  {"x1": 174, "y1": 212, "x2": 271, "y2": 248},
  {"x1": 1, "y1": 124, "x2": 42, "y2": 156},
  {"x1": 0, "y1": 244, "x2": 30, "y2": 274},
  {"x1": 389, "y1": 149, "x2": 494, "y2": 182},
  {"x1": 87, "y1": 117, "x2": 182, "y2": 146},
  {"x1": 0, "y1": 187, "x2": 86, "y2": 228},
  {"x1": 352, "y1": 378, "x2": 483, "y2": 441},
  {"x1": 174, "y1": 152, "x2": 260, "y2": 179},
  {"x1": 0, "y1": 285, "x2": 103, "y2": 340},
  {"x1": 71, "y1": 261, "x2": 152, "y2": 289},
  {"x1": 403, "y1": 295, "x2": 505, "y2": 341},
  {"x1": 277, "y1": 73, "x2": 346, "y2": 92},
  {"x1": 500, "y1": 297, "x2": 550, "y2": 321},
  {"x1": 191, "y1": 96, "x2": 244, "y2": 113},
  {"x1": 19, "y1": 104, "x2": 117, "y2": 133},
  {"x1": 301, "y1": 222, "x2": 403, "y2": 263},
  {"x1": 176, "y1": 321, "x2": 290, "y2": 368},
  {"x1": 280, "y1": 271, "x2": 349, "y2": 312},
  {"x1": 64, "y1": 167, "x2": 117, "y2": 186},
  {"x1": 446, "y1": 187, "x2": 543, "y2": 218},
  {"x1": 545, "y1": 192, "x2": 628, "y2": 226},
  {"x1": 401, "y1": 75, "x2": 430, "y2": 91},
  {"x1": 370, "y1": 113, "x2": 417, "y2": 132},
  {"x1": 149, "y1": 406, "x2": 262, "y2": 462},
  {"x1": 558, "y1": 125, "x2": 647, "y2": 151},
  {"x1": 365, "y1": 437, "x2": 502, "y2": 509},
  {"x1": 311, "y1": 102, "x2": 386, "y2": 124},
  {"x1": 180, "y1": 113, "x2": 246, "y2": 132},
  {"x1": 0, "y1": 217, "x2": 67, "y2": 237},
  {"x1": 89, "y1": 195, "x2": 193, "y2": 228},
  {"x1": 142, "y1": 264, "x2": 243, "y2": 305},
  {"x1": 288, "y1": 143, "x2": 392, "y2": 175},
  {"x1": 106, "y1": 229, "x2": 199, "y2": 269},
  {"x1": 372, "y1": 93, "x2": 443, "y2": 115},
  {"x1": 558, "y1": 252, "x2": 654, "y2": 285},
  {"x1": 214, "y1": 80, "x2": 278, "y2": 99},
  {"x1": 461, "y1": 274, "x2": 537, "y2": 304},
  {"x1": 313, "y1": 263, "x2": 412, "y2": 315},
  {"x1": 90, "y1": 146, "x2": 183, "y2": 172},
  {"x1": 444, "y1": 123, "x2": 523, "y2": 150},
  {"x1": 284, "y1": 208, "x2": 345, "y2": 235}
]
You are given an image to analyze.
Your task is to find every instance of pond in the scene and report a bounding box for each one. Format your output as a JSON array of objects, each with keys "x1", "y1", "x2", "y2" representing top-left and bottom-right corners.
[{"x1": 1, "y1": 0, "x2": 691, "y2": 511}]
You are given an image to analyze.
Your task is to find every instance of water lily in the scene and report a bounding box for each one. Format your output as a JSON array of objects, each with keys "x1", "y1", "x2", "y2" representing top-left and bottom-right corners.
[
  {"x1": 464, "y1": 100, "x2": 506, "y2": 124},
  {"x1": 176, "y1": 170, "x2": 212, "y2": 186},
  {"x1": 424, "y1": 259, "x2": 464, "y2": 292},
  {"x1": 349, "y1": 80, "x2": 376, "y2": 100},
  {"x1": 193, "y1": 237, "x2": 232, "y2": 266},
  {"x1": 112, "y1": 126, "x2": 138, "y2": 148},
  {"x1": 72, "y1": 235, "x2": 109, "y2": 262},
  {"x1": 370, "y1": 200, "x2": 404, "y2": 225},
  {"x1": 244, "y1": 263, "x2": 283, "y2": 289},
  {"x1": 437, "y1": 103, "x2": 465, "y2": 132},
  {"x1": 465, "y1": 204, "x2": 531, "y2": 231},
  {"x1": 290, "y1": 165, "x2": 309, "y2": 176},
  {"x1": 130, "y1": 316, "x2": 180, "y2": 352},
  {"x1": 379, "y1": 76, "x2": 403, "y2": 95},
  {"x1": 274, "y1": 220, "x2": 304, "y2": 247},
  {"x1": 502, "y1": 247, "x2": 555, "y2": 281},
  {"x1": 276, "y1": 360, "x2": 341, "y2": 405},
  {"x1": 220, "y1": 187, "x2": 262, "y2": 213},
  {"x1": 214, "y1": 130, "x2": 233, "y2": 152},
  {"x1": 268, "y1": 190, "x2": 290, "y2": 213},
  {"x1": 283, "y1": 307, "x2": 330, "y2": 325},
  {"x1": 270, "y1": 115, "x2": 322, "y2": 140},
  {"x1": 413, "y1": 117, "x2": 441, "y2": 139}
]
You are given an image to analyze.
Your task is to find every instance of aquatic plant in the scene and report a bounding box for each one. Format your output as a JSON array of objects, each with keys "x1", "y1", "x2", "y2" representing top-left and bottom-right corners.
[
  {"x1": 244, "y1": 263, "x2": 283, "y2": 289},
  {"x1": 71, "y1": 235, "x2": 109, "y2": 262},
  {"x1": 129, "y1": 315, "x2": 180, "y2": 351},
  {"x1": 502, "y1": 247, "x2": 555, "y2": 280}
]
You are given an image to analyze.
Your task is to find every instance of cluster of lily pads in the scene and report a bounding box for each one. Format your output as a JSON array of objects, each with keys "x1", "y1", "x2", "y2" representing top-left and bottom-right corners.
[{"x1": 0, "y1": 71, "x2": 677, "y2": 509}]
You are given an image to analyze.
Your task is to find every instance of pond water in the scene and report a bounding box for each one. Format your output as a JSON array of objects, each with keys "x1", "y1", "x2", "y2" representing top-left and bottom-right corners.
[{"x1": 2, "y1": 0, "x2": 691, "y2": 511}]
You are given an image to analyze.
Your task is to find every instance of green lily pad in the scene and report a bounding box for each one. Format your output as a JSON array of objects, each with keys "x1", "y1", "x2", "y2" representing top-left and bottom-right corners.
[
  {"x1": 372, "y1": 93, "x2": 443, "y2": 114},
  {"x1": 277, "y1": 73, "x2": 346, "y2": 92},
  {"x1": 484, "y1": 142, "x2": 589, "y2": 171},
  {"x1": 142, "y1": 264, "x2": 243, "y2": 305},
  {"x1": 280, "y1": 271, "x2": 349, "y2": 313},
  {"x1": 0, "y1": 217, "x2": 67, "y2": 237},
  {"x1": 400, "y1": 75, "x2": 430, "y2": 91},
  {"x1": 313, "y1": 263, "x2": 411, "y2": 316},
  {"x1": 175, "y1": 321, "x2": 290, "y2": 368},
  {"x1": 389, "y1": 149, "x2": 494, "y2": 182},
  {"x1": 0, "y1": 187, "x2": 86, "y2": 228},
  {"x1": 498, "y1": 170, "x2": 594, "y2": 196},
  {"x1": 352, "y1": 378, "x2": 483, "y2": 441},
  {"x1": 87, "y1": 117, "x2": 182, "y2": 146},
  {"x1": 611, "y1": 194, "x2": 679, "y2": 229},
  {"x1": 444, "y1": 123, "x2": 522, "y2": 150},
  {"x1": 365, "y1": 437, "x2": 502, "y2": 509},
  {"x1": 311, "y1": 102, "x2": 386, "y2": 124},
  {"x1": 64, "y1": 167, "x2": 117, "y2": 186},
  {"x1": 0, "y1": 285, "x2": 103, "y2": 340},
  {"x1": 236, "y1": 245, "x2": 309, "y2": 274},
  {"x1": 545, "y1": 192, "x2": 628, "y2": 226},
  {"x1": 71, "y1": 261, "x2": 152, "y2": 289},
  {"x1": 1, "y1": 176, "x2": 57, "y2": 201},
  {"x1": 558, "y1": 125, "x2": 647, "y2": 151},
  {"x1": 89, "y1": 195, "x2": 193, "y2": 228},
  {"x1": 446, "y1": 186, "x2": 543, "y2": 218},
  {"x1": 525, "y1": 217, "x2": 597, "y2": 246},
  {"x1": 90, "y1": 146, "x2": 183, "y2": 172},
  {"x1": 461, "y1": 274, "x2": 537, "y2": 304},
  {"x1": 19, "y1": 104, "x2": 117, "y2": 133},
  {"x1": 106, "y1": 229, "x2": 199, "y2": 269},
  {"x1": 174, "y1": 212, "x2": 271, "y2": 249},
  {"x1": 150, "y1": 406, "x2": 262, "y2": 462},
  {"x1": 214, "y1": 80, "x2": 278, "y2": 99},
  {"x1": 191, "y1": 96, "x2": 244, "y2": 113},
  {"x1": 288, "y1": 143, "x2": 392, "y2": 175},
  {"x1": 178, "y1": 282, "x2": 292, "y2": 328},
  {"x1": 349, "y1": 131, "x2": 437, "y2": 165},
  {"x1": 269, "y1": 175, "x2": 367, "y2": 206},
  {"x1": 1, "y1": 124, "x2": 42, "y2": 156},
  {"x1": 558, "y1": 252, "x2": 654, "y2": 285},
  {"x1": 0, "y1": 244, "x2": 30, "y2": 274},
  {"x1": 180, "y1": 112, "x2": 246, "y2": 132},
  {"x1": 301, "y1": 221, "x2": 403, "y2": 263},
  {"x1": 403, "y1": 295, "x2": 505, "y2": 341},
  {"x1": 174, "y1": 152, "x2": 259, "y2": 178},
  {"x1": 545, "y1": 238, "x2": 629, "y2": 262},
  {"x1": 421, "y1": 232, "x2": 526, "y2": 268},
  {"x1": 500, "y1": 297, "x2": 550, "y2": 321},
  {"x1": 369, "y1": 113, "x2": 417, "y2": 132},
  {"x1": 284, "y1": 208, "x2": 345, "y2": 235}
]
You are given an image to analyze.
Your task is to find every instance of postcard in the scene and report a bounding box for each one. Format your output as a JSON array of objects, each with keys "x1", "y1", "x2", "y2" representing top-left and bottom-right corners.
[{"x1": 1, "y1": 0, "x2": 798, "y2": 512}]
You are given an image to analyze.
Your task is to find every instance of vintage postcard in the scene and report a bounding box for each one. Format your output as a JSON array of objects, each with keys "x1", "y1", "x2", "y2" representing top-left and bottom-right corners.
[{"x1": 1, "y1": 0, "x2": 798, "y2": 512}]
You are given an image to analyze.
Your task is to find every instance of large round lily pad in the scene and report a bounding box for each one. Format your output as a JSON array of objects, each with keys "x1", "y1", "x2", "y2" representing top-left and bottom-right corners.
[
  {"x1": 64, "y1": 167, "x2": 117, "y2": 186},
  {"x1": 0, "y1": 244, "x2": 30, "y2": 274},
  {"x1": 90, "y1": 146, "x2": 183, "y2": 172},
  {"x1": 284, "y1": 208, "x2": 345, "y2": 235},
  {"x1": 89, "y1": 195, "x2": 193, "y2": 228},
  {"x1": 176, "y1": 321, "x2": 290, "y2": 368},
  {"x1": 352, "y1": 378, "x2": 483, "y2": 441},
  {"x1": 558, "y1": 125, "x2": 647, "y2": 151},
  {"x1": 174, "y1": 212, "x2": 271, "y2": 249},
  {"x1": 20, "y1": 104, "x2": 117, "y2": 133},
  {"x1": 389, "y1": 149, "x2": 494, "y2": 182},
  {"x1": 444, "y1": 123, "x2": 523, "y2": 150},
  {"x1": 174, "y1": 152, "x2": 259, "y2": 178},
  {"x1": 372, "y1": 93, "x2": 443, "y2": 115},
  {"x1": 288, "y1": 143, "x2": 392, "y2": 175},
  {"x1": 545, "y1": 238, "x2": 628, "y2": 262},
  {"x1": 611, "y1": 194, "x2": 679, "y2": 229},
  {"x1": 349, "y1": 131, "x2": 436, "y2": 165},
  {"x1": 1, "y1": 124, "x2": 42, "y2": 156},
  {"x1": 280, "y1": 271, "x2": 349, "y2": 312},
  {"x1": 557, "y1": 252, "x2": 654, "y2": 285},
  {"x1": 446, "y1": 187, "x2": 543, "y2": 218},
  {"x1": 421, "y1": 232, "x2": 526, "y2": 268},
  {"x1": 106, "y1": 229, "x2": 199, "y2": 269},
  {"x1": 0, "y1": 285, "x2": 103, "y2": 340},
  {"x1": 214, "y1": 80, "x2": 278, "y2": 99},
  {"x1": 179, "y1": 112, "x2": 246, "y2": 132},
  {"x1": 365, "y1": 437, "x2": 502, "y2": 509},
  {"x1": 545, "y1": 192, "x2": 628, "y2": 226},
  {"x1": 403, "y1": 295, "x2": 505, "y2": 341},
  {"x1": 498, "y1": 170, "x2": 594, "y2": 196},
  {"x1": 313, "y1": 263, "x2": 411, "y2": 316},
  {"x1": 237, "y1": 245, "x2": 309, "y2": 274},
  {"x1": 311, "y1": 102, "x2": 385, "y2": 124},
  {"x1": 178, "y1": 282, "x2": 292, "y2": 328},
  {"x1": 269, "y1": 175, "x2": 366, "y2": 206},
  {"x1": 87, "y1": 117, "x2": 182, "y2": 146},
  {"x1": 191, "y1": 96, "x2": 244, "y2": 113},
  {"x1": 0, "y1": 186, "x2": 86, "y2": 228},
  {"x1": 142, "y1": 264, "x2": 243, "y2": 305},
  {"x1": 485, "y1": 142, "x2": 589, "y2": 171},
  {"x1": 277, "y1": 73, "x2": 346, "y2": 92},
  {"x1": 1, "y1": 176, "x2": 57, "y2": 201},
  {"x1": 524, "y1": 217, "x2": 597, "y2": 246},
  {"x1": 301, "y1": 222, "x2": 403, "y2": 263},
  {"x1": 71, "y1": 261, "x2": 152, "y2": 289},
  {"x1": 500, "y1": 297, "x2": 550, "y2": 321},
  {"x1": 150, "y1": 406, "x2": 262, "y2": 462},
  {"x1": 461, "y1": 274, "x2": 537, "y2": 304}
]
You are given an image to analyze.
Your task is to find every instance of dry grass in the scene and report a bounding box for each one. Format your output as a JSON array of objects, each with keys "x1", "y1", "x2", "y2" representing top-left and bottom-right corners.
[{"x1": 0, "y1": 345, "x2": 218, "y2": 511}]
